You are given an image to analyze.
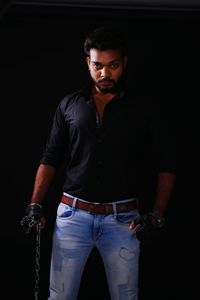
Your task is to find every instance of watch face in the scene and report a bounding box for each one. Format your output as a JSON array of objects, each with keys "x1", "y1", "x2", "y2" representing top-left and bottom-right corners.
[
  {"x1": 149, "y1": 212, "x2": 165, "y2": 228},
  {"x1": 156, "y1": 217, "x2": 165, "y2": 227}
]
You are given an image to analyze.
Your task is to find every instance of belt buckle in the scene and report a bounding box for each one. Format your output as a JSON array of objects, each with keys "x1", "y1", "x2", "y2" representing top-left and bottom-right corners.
[{"x1": 87, "y1": 203, "x2": 110, "y2": 214}]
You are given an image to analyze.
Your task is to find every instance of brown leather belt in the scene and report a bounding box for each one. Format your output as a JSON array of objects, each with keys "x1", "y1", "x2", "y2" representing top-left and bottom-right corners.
[{"x1": 61, "y1": 194, "x2": 138, "y2": 214}]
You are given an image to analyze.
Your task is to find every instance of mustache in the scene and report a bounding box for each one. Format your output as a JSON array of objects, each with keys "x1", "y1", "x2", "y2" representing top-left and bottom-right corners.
[{"x1": 97, "y1": 79, "x2": 115, "y2": 84}]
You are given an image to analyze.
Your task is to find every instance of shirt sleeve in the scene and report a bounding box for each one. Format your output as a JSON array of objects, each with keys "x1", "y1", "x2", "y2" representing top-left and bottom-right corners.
[{"x1": 40, "y1": 98, "x2": 70, "y2": 168}]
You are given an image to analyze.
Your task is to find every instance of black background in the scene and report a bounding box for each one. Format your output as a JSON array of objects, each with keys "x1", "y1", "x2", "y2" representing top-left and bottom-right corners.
[{"x1": 1, "y1": 2, "x2": 200, "y2": 300}]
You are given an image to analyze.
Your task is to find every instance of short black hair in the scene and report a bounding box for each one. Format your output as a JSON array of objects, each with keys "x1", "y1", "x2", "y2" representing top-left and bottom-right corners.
[{"x1": 84, "y1": 26, "x2": 127, "y2": 57}]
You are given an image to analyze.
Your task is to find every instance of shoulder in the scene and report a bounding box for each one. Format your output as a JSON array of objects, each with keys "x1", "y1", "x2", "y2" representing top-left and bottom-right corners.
[
  {"x1": 59, "y1": 90, "x2": 83, "y2": 105},
  {"x1": 58, "y1": 83, "x2": 92, "y2": 109},
  {"x1": 54, "y1": 90, "x2": 85, "y2": 115}
]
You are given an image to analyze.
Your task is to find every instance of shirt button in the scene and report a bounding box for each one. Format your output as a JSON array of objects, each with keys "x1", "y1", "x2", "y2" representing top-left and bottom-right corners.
[
  {"x1": 98, "y1": 161, "x2": 102, "y2": 166},
  {"x1": 97, "y1": 138, "x2": 102, "y2": 143}
]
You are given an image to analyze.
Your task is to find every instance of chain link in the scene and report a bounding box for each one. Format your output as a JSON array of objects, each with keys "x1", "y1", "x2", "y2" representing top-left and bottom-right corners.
[
  {"x1": 20, "y1": 216, "x2": 42, "y2": 299},
  {"x1": 34, "y1": 224, "x2": 41, "y2": 300}
]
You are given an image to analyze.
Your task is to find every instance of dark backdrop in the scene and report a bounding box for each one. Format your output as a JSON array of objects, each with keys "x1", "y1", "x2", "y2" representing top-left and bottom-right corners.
[{"x1": 1, "y1": 3, "x2": 199, "y2": 300}]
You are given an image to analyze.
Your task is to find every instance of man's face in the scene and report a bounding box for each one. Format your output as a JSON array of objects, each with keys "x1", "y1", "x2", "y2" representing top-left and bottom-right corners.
[{"x1": 86, "y1": 48, "x2": 127, "y2": 93}]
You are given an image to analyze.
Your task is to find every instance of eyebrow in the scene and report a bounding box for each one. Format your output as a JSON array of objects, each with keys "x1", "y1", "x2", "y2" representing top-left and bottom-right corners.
[{"x1": 91, "y1": 58, "x2": 120, "y2": 65}]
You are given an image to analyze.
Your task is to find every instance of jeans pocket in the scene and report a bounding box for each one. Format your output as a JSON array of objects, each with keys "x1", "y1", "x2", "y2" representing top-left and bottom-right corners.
[
  {"x1": 57, "y1": 202, "x2": 74, "y2": 219},
  {"x1": 116, "y1": 209, "x2": 140, "y2": 225}
]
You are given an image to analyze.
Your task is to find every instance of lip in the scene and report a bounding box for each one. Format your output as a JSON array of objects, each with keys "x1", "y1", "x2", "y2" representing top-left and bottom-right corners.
[{"x1": 99, "y1": 80, "x2": 114, "y2": 86}]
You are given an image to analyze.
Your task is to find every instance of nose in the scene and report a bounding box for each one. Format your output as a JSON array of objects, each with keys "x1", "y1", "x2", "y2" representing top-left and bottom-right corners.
[{"x1": 100, "y1": 66, "x2": 111, "y2": 78}]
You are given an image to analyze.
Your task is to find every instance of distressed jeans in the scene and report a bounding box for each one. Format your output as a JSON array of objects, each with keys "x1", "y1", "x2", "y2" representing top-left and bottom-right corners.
[{"x1": 48, "y1": 195, "x2": 140, "y2": 300}]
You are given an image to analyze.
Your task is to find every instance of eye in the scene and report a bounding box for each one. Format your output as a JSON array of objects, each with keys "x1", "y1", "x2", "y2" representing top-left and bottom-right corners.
[
  {"x1": 109, "y1": 62, "x2": 120, "y2": 69},
  {"x1": 92, "y1": 62, "x2": 103, "y2": 70}
]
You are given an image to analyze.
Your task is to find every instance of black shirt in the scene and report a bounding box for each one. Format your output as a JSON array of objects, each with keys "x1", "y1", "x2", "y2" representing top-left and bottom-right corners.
[{"x1": 40, "y1": 83, "x2": 176, "y2": 203}]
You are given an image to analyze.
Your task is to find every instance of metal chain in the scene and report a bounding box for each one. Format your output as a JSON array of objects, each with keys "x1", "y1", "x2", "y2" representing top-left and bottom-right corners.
[
  {"x1": 34, "y1": 224, "x2": 41, "y2": 300},
  {"x1": 20, "y1": 216, "x2": 42, "y2": 299}
]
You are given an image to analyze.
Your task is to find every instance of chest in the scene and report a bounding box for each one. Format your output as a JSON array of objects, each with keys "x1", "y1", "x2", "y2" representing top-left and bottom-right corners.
[
  {"x1": 93, "y1": 94, "x2": 113, "y2": 125},
  {"x1": 64, "y1": 97, "x2": 148, "y2": 142}
]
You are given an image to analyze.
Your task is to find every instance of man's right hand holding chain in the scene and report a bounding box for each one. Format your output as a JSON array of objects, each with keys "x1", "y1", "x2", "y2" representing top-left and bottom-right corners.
[{"x1": 20, "y1": 203, "x2": 45, "y2": 234}]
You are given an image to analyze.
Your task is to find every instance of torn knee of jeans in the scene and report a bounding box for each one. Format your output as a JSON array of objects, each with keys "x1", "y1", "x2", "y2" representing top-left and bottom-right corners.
[{"x1": 119, "y1": 247, "x2": 135, "y2": 260}]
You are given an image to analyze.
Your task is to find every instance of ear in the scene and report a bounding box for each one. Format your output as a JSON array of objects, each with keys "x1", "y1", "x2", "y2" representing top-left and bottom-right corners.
[{"x1": 86, "y1": 56, "x2": 90, "y2": 68}]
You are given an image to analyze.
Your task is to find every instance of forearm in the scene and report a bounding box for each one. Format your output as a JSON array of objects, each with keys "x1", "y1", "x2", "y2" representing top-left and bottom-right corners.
[
  {"x1": 153, "y1": 172, "x2": 176, "y2": 216},
  {"x1": 30, "y1": 163, "x2": 56, "y2": 205}
]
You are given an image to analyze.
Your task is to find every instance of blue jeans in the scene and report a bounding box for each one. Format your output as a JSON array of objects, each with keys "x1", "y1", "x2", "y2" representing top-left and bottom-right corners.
[{"x1": 48, "y1": 195, "x2": 140, "y2": 300}]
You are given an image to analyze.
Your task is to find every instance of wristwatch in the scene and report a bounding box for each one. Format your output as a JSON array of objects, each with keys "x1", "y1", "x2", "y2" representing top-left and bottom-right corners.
[{"x1": 149, "y1": 211, "x2": 165, "y2": 228}]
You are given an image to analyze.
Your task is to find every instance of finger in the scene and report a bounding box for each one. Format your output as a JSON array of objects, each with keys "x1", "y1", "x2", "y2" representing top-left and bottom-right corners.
[
  {"x1": 39, "y1": 217, "x2": 46, "y2": 229},
  {"x1": 129, "y1": 221, "x2": 135, "y2": 230},
  {"x1": 129, "y1": 216, "x2": 143, "y2": 230},
  {"x1": 129, "y1": 221, "x2": 142, "y2": 230}
]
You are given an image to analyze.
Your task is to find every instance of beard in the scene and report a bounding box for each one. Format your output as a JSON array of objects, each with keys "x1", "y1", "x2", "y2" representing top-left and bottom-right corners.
[{"x1": 94, "y1": 78, "x2": 123, "y2": 94}]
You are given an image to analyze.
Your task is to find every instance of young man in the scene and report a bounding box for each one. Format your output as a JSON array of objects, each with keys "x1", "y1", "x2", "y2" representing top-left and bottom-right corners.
[{"x1": 22, "y1": 26, "x2": 176, "y2": 300}]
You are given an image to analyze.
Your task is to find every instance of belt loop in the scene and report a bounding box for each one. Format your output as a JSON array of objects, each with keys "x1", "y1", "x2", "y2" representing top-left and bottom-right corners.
[
  {"x1": 112, "y1": 203, "x2": 117, "y2": 217},
  {"x1": 72, "y1": 197, "x2": 78, "y2": 210}
]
